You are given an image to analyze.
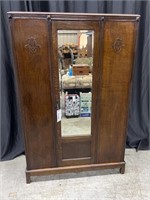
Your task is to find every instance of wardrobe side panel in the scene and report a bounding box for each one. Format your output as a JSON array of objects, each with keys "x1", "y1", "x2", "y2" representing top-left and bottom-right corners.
[
  {"x1": 97, "y1": 20, "x2": 137, "y2": 163},
  {"x1": 10, "y1": 18, "x2": 56, "y2": 169}
]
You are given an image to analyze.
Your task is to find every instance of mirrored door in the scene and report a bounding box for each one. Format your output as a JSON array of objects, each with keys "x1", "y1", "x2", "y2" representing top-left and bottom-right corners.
[
  {"x1": 58, "y1": 30, "x2": 94, "y2": 137},
  {"x1": 52, "y1": 21, "x2": 100, "y2": 166}
]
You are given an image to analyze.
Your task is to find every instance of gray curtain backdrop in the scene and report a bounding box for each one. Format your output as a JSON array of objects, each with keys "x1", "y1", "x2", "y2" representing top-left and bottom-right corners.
[{"x1": 1, "y1": 0, "x2": 149, "y2": 160}]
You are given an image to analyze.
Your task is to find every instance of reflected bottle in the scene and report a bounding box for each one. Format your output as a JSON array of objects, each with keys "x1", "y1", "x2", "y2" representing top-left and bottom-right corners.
[{"x1": 68, "y1": 65, "x2": 73, "y2": 76}]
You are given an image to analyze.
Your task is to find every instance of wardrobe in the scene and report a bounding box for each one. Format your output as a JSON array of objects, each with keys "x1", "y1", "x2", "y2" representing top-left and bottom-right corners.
[{"x1": 7, "y1": 12, "x2": 140, "y2": 183}]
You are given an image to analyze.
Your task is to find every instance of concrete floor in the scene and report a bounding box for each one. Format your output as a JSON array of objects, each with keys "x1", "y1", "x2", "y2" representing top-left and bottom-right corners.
[
  {"x1": 62, "y1": 117, "x2": 91, "y2": 136},
  {"x1": 1, "y1": 149, "x2": 150, "y2": 200}
]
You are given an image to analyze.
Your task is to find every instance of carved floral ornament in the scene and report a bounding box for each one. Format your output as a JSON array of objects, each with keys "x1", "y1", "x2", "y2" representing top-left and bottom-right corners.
[
  {"x1": 112, "y1": 38, "x2": 125, "y2": 53},
  {"x1": 25, "y1": 37, "x2": 41, "y2": 54}
]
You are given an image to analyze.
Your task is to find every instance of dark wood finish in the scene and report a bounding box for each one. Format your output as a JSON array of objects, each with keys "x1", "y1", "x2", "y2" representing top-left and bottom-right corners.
[
  {"x1": 120, "y1": 165, "x2": 125, "y2": 174},
  {"x1": 26, "y1": 161, "x2": 125, "y2": 180},
  {"x1": 62, "y1": 141, "x2": 91, "y2": 159},
  {"x1": 62, "y1": 157, "x2": 91, "y2": 166},
  {"x1": 9, "y1": 18, "x2": 56, "y2": 170},
  {"x1": 96, "y1": 20, "x2": 138, "y2": 164},
  {"x1": 8, "y1": 12, "x2": 140, "y2": 183},
  {"x1": 51, "y1": 20, "x2": 100, "y2": 167},
  {"x1": 26, "y1": 172, "x2": 31, "y2": 184},
  {"x1": 8, "y1": 12, "x2": 140, "y2": 21},
  {"x1": 62, "y1": 136, "x2": 91, "y2": 160},
  {"x1": 61, "y1": 135, "x2": 91, "y2": 143}
]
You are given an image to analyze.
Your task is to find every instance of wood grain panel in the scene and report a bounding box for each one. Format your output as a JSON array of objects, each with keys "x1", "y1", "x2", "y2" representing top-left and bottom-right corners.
[
  {"x1": 97, "y1": 21, "x2": 137, "y2": 163},
  {"x1": 62, "y1": 157, "x2": 91, "y2": 166},
  {"x1": 62, "y1": 141, "x2": 91, "y2": 159},
  {"x1": 10, "y1": 18, "x2": 56, "y2": 169}
]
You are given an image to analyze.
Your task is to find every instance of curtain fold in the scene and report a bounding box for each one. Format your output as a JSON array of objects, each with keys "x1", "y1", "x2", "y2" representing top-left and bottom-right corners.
[{"x1": 1, "y1": 0, "x2": 149, "y2": 161}]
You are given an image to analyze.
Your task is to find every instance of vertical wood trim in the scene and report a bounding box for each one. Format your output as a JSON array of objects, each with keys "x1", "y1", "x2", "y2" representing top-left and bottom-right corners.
[
  {"x1": 9, "y1": 18, "x2": 31, "y2": 169},
  {"x1": 120, "y1": 20, "x2": 140, "y2": 160},
  {"x1": 47, "y1": 16, "x2": 57, "y2": 166},
  {"x1": 51, "y1": 22, "x2": 63, "y2": 166},
  {"x1": 94, "y1": 18, "x2": 105, "y2": 163}
]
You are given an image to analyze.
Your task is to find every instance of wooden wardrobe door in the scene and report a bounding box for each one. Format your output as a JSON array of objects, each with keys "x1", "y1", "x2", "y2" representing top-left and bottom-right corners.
[
  {"x1": 97, "y1": 19, "x2": 139, "y2": 163},
  {"x1": 51, "y1": 20, "x2": 100, "y2": 166},
  {"x1": 10, "y1": 17, "x2": 56, "y2": 169}
]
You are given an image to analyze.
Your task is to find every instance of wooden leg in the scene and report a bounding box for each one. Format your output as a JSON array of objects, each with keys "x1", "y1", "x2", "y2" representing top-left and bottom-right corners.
[
  {"x1": 120, "y1": 165, "x2": 125, "y2": 174},
  {"x1": 26, "y1": 172, "x2": 31, "y2": 184}
]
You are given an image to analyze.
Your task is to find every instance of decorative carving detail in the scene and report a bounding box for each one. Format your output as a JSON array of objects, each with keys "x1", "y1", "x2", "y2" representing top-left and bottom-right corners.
[
  {"x1": 25, "y1": 37, "x2": 41, "y2": 54},
  {"x1": 112, "y1": 38, "x2": 125, "y2": 53}
]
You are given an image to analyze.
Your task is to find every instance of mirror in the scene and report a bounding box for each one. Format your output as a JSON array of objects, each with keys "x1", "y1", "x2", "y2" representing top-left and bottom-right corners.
[{"x1": 57, "y1": 30, "x2": 94, "y2": 137}]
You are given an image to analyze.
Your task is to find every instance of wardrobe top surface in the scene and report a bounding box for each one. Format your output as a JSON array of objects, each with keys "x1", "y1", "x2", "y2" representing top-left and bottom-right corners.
[{"x1": 7, "y1": 11, "x2": 140, "y2": 19}]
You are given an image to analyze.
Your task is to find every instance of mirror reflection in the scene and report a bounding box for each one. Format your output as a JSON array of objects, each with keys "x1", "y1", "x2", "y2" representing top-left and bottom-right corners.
[{"x1": 58, "y1": 30, "x2": 94, "y2": 137}]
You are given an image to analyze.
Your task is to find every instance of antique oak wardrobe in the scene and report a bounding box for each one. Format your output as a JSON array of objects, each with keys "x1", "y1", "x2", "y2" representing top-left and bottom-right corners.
[{"x1": 7, "y1": 12, "x2": 140, "y2": 183}]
